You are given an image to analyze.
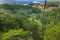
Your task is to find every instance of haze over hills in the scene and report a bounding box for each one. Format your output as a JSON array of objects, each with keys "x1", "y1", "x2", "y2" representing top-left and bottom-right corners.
[
  {"x1": 0, "y1": 0, "x2": 60, "y2": 4},
  {"x1": 0, "y1": 0, "x2": 46, "y2": 4}
]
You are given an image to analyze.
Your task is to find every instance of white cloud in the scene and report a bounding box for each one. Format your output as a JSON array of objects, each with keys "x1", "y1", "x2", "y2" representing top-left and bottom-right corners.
[{"x1": 33, "y1": 1, "x2": 38, "y2": 3}]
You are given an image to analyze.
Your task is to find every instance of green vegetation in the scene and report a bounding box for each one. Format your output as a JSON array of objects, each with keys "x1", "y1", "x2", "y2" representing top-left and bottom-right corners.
[
  {"x1": 0, "y1": 3, "x2": 60, "y2": 40},
  {"x1": 44, "y1": 7, "x2": 60, "y2": 40}
]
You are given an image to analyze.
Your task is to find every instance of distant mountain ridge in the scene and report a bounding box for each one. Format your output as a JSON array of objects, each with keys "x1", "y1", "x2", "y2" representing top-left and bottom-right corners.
[{"x1": 1, "y1": 0, "x2": 45, "y2": 4}]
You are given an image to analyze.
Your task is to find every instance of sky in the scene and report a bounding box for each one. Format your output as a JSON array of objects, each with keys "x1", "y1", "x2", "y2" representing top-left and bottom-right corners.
[
  {"x1": 0, "y1": 0, "x2": 46, "y2": 2},
  {"x1": 16, "y1": 0, "x2": 45, "y2": 1},
  {"x1": 0, "y1": 0, "x2": 4, "y2": 4},
  {"x1": 0, "y1": 0, "x2": 60, "y2": 4},
  {"x1": 0, "y1": 0, "x2": 46, "y2": 4},
  {"x1": 4, "y1": 0, "x2": 45, "y2": 1}
]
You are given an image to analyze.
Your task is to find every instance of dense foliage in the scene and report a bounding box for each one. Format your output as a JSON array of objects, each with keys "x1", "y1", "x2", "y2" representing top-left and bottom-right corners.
[
  {"x1": 0, "y1": 3, "x2": 60, "y2": 40},
  {"x1": 0, "y1": 4, "x2": 42, "y2": 40}
]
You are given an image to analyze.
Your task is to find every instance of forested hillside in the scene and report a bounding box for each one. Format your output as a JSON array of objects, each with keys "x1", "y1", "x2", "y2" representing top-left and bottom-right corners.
[{"x1": 0, "y1": 3, "x2": 60, "y2": 40}]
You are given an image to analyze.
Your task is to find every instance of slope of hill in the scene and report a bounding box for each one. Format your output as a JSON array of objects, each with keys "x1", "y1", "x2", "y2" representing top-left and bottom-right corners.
[{"x1": 0, "y1": 4, "x2": 41, "y2": 17}]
